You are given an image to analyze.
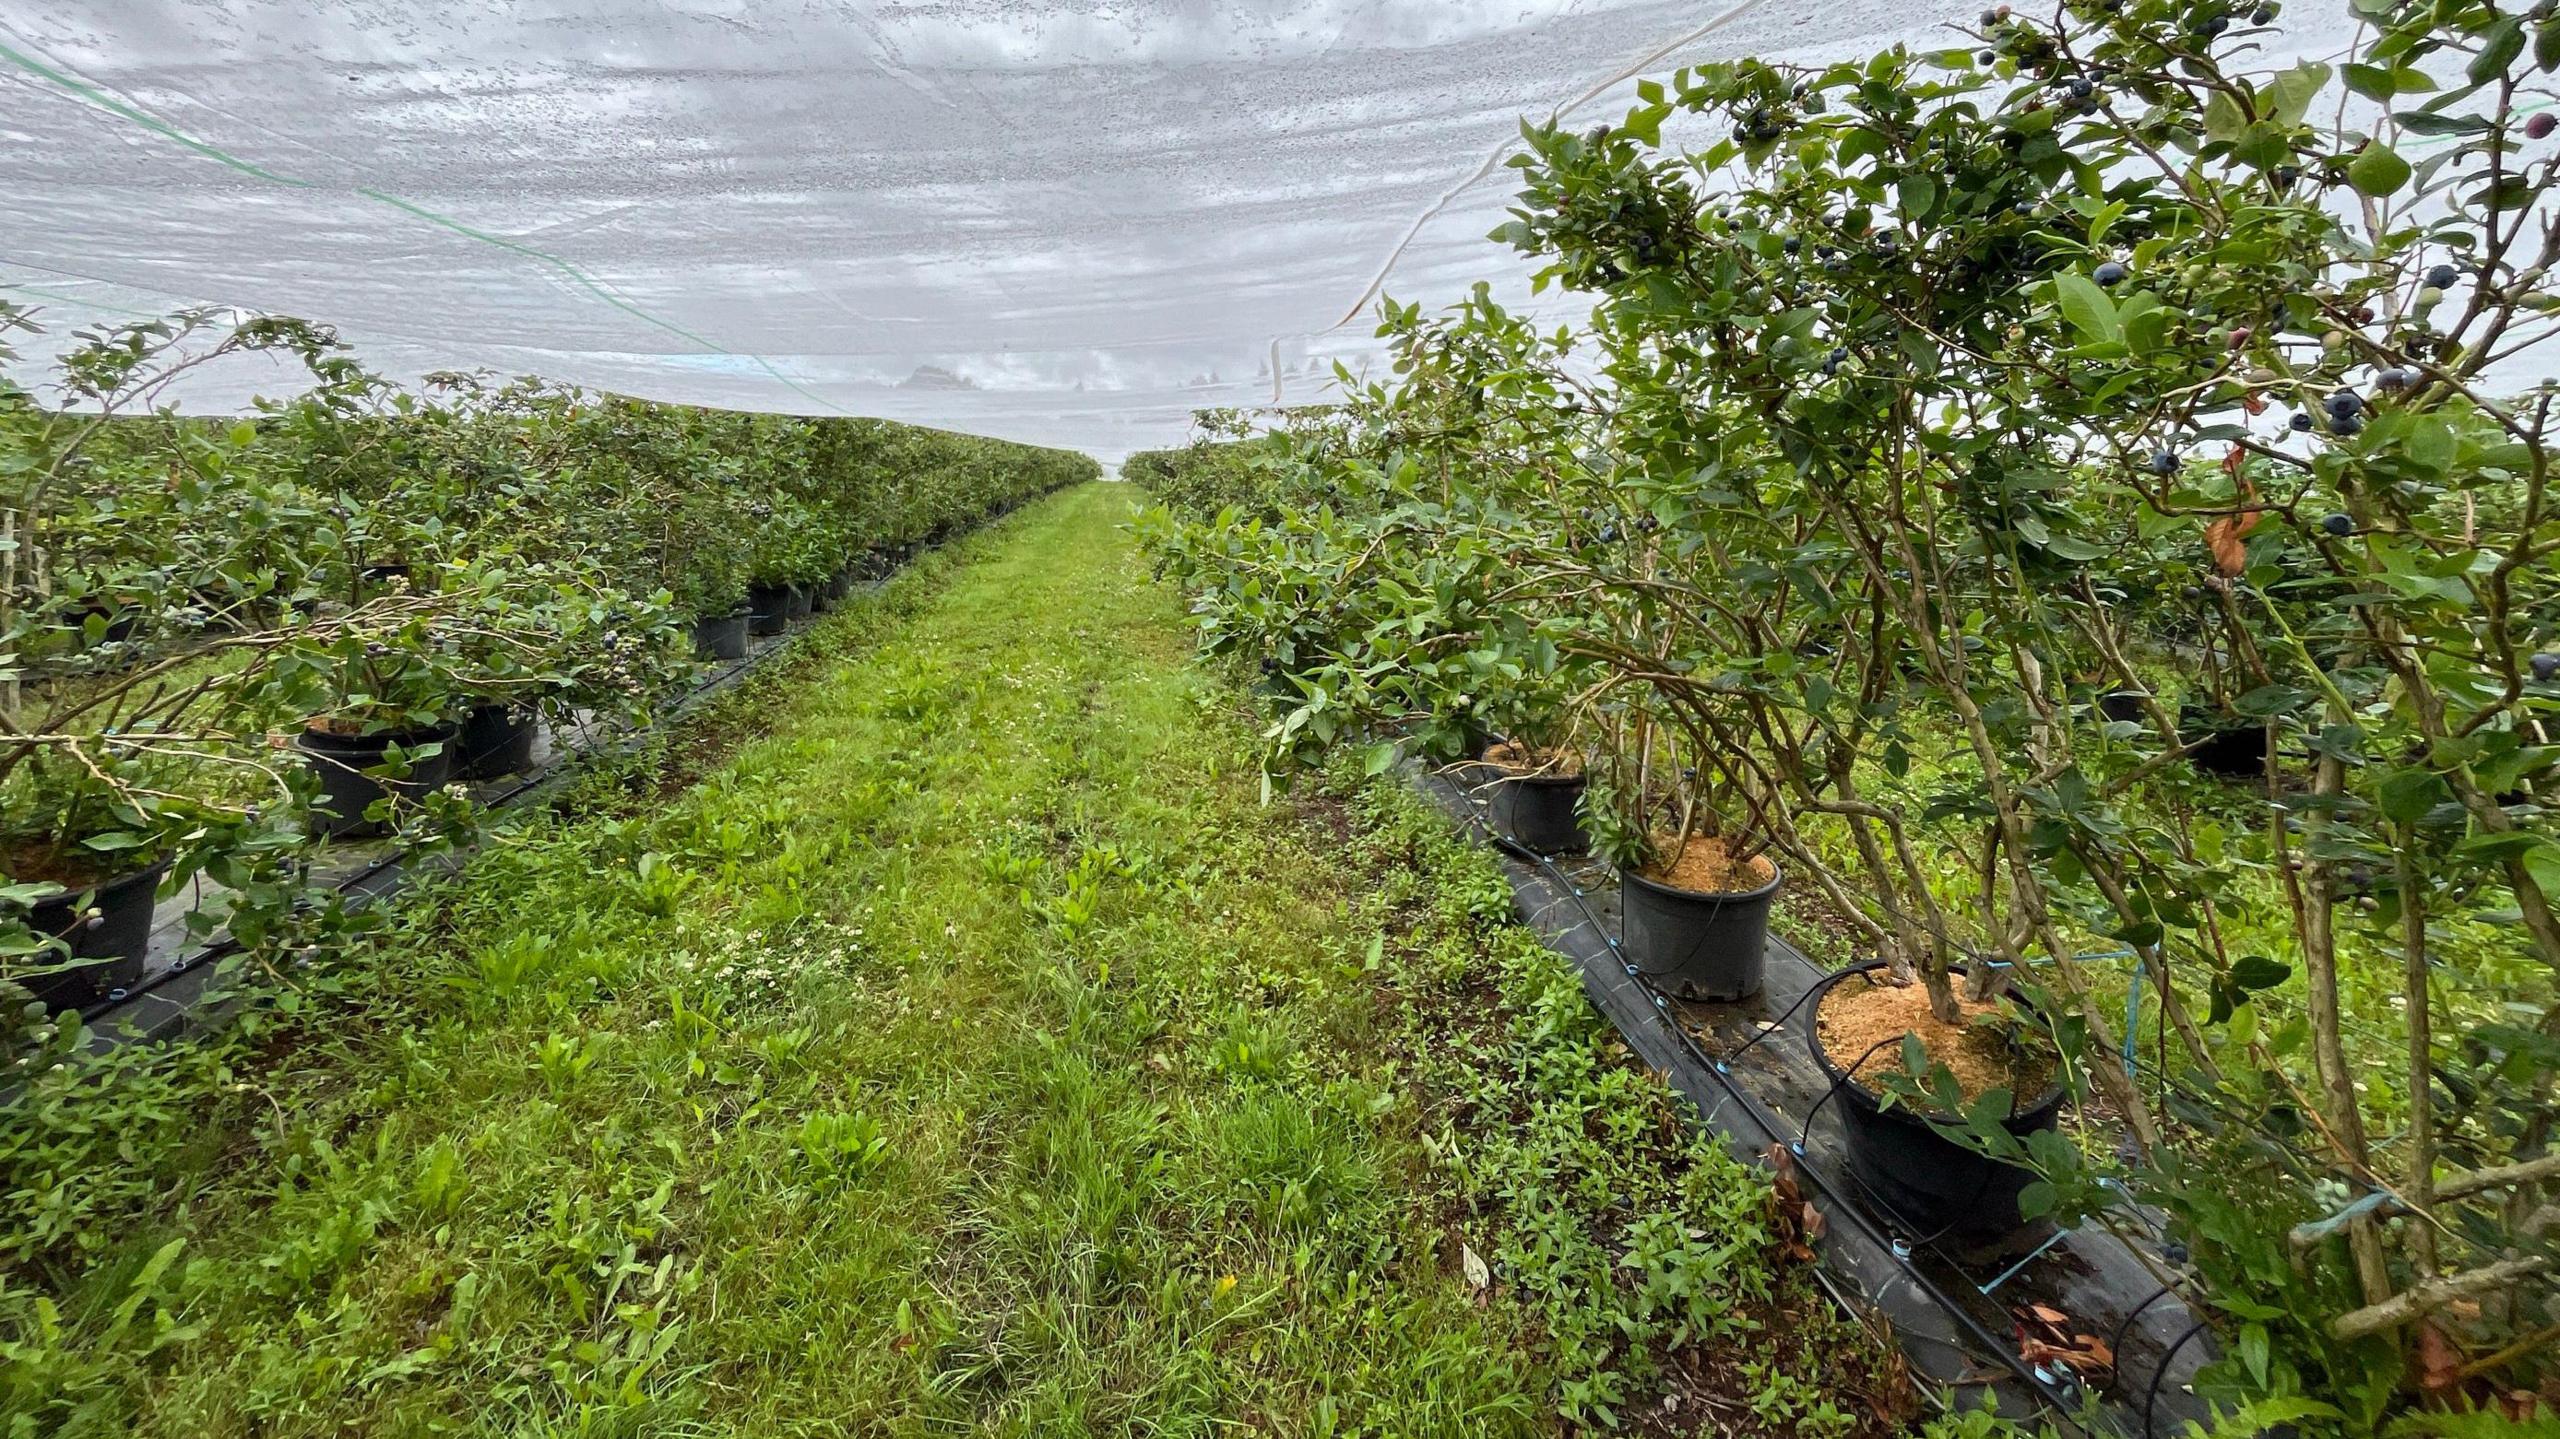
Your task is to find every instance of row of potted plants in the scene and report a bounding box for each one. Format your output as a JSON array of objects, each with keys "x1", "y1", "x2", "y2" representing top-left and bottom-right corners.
[
  {"x1": 1140, "y1": 0, "x2": 2560, "y2": 1422},
  {"x1": 1, "y1": 306, "x2": 1097, "y2": 1016},
  {"x1": 1455, "y1": 738, "x2": 2045, "y2": 1244}
]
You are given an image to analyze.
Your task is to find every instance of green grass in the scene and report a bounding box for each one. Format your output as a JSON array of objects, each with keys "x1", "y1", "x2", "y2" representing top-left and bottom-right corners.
[{"x1": 3, "y1": 485, "x2": 1915, "y2": 1437}]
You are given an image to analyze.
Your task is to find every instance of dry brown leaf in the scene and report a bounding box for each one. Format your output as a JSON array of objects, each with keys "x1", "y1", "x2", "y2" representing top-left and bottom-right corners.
[
  {"x1": 2415, "y1": 1321, "x2": 2464, "y2": 1393},
  {"x1": 1764, "y1": 1145, "x2": 1825, "y2": 1263},
  {"x1": 2204, "y1": 477, "x2": 2264, "y2": 577},
  {"x1": 2018, "y1": 1333, "x2": 2116, "y2": 1376},
  {"x1": 2014, "y1": 1306, "x2": 2115, "y2": 1378}
]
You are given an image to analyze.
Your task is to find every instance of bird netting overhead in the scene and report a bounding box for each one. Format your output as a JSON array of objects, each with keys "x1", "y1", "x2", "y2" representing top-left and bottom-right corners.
[{"x1": 6, "y1": 1, "x2": 2204, "y2": 458}]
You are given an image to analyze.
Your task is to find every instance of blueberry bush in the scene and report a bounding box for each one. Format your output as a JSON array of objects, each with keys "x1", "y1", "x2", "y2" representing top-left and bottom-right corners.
[
  {"x1": 1, "y1": 304, "x2": 1093, "y2": 1020},
  {"x1": 1142, "y1": 0, "x2": 2560, "y2": 1424}
]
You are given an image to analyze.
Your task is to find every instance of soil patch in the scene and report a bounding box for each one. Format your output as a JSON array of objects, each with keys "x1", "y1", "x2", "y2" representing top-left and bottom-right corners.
[
  {"x1": 1, "y1": 838, "x2": 136, "y2": 888},
  {"x1": 1639, "y1": 834, "x2": 1774, "y2": 896},
  {"x1": 1483, "y1": 741, "x2": 1582, "y2": 777},
  {"x1": 1816, "y1": 974, "x2": 2055, "y2": 1110}
]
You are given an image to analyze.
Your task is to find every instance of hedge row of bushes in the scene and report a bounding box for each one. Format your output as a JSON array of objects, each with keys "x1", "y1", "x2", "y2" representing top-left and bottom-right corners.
[
  {"x1": 2, "y1": 305, "x2": 1096, "y2": 1014},
  {"x1": 1140, "y1": 0, "x2": 2560, "y2": 1428}
]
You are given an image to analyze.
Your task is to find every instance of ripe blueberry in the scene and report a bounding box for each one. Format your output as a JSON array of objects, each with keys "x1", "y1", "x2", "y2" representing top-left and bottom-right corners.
[
  {"x1": 2290, "y1": 412, "x2": 2315, "y2": 431},
  {"x1": 2427, "y1": 263, "x2": 2460, "y2": 289},
  {"x1": 2330, "y1": 411, "x2": 2365, "y2": 437},
  {"x1": 2094, "y1": 260, "x2": 2129, "y2": 286},
  {"x1": 2534, "y1": 652, "x2": 2560, "y2": 682},
  {"x1": 2321, "y1": 512, "x2": 2353, "y2": 536},
  {"x1": 2148, "y1": 448, "x2": 2180, "y2": 475},
  {"x1": 2325, "y1": 388, "x2": 2363, "y2": 418}
]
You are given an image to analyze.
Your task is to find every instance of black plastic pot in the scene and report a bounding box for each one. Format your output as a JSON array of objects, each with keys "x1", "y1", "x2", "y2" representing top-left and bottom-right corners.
[
  {"x1": 807, "y1": 580, "x2": 834, "y2": 614},
  {"x1": 1418, "y1": 717, "x2": 1494, "y2": 770},
  {"x1": 1486, "y1": 768, "x2": 1588, "y2": 855},
  {"x1": 829, "y1": 568, "x2": 854, "y2": 601},
  {"x1": 2179, "y1": 706, "x2": 2267, "y2": 779},
  {"x1": 1808, "y1": 961, "x2": 2066, "y2": 1240},
  {"x1": 783, "y1": 583, "x2": 812, "y2": 623},
  {"x1": 297, "y1": 723, "x2": 458, "y2": 839},
  {"x1": 69, "y1": 602, "x2": 140, "y2": 647},
  {"x1": 693, "y1": 608, "x2": 750, "y2": 661},
  {"x1": 357, "y1": 561, "x2": 422, "y2": 599},
  {"x1": 456, "y1": 703, "x2": 539, "y2": 780},
  {"x1": 2095, "y1": 689, "x2": 2148, "y2": 725},
  {"x1": 20, "y1": 860, "x2": 169, "y2": 1012},
  {"x1": 747, "y1": 582, "x2": 791, "y2": 636},
  {"x1": 1620, "y1": 857, "x2": 1781, "y2": 1002}
]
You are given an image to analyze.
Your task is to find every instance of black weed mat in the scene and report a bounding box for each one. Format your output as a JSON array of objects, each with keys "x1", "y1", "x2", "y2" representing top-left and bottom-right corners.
[{"x1": 1416, "y1": 763, "x2": 2221, "y2": 1439}]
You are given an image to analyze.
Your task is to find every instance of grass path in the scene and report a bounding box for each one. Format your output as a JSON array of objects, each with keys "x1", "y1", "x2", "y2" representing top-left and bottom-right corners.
[{"x1": 19, "y1": 485, "x2": 1900, "y2": 1437}]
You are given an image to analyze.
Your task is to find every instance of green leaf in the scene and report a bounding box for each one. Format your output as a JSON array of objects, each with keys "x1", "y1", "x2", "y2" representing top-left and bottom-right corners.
[
  {"x1": 2346, "y1": 140, "x2": 2411, "y2": 197},
  {"x1": 2240, "y1": 1321, "x2": 2272, "y2": 1385},
  {"x1": 2376, "y1": 766, "x2": 2447, "y2": 824},
  {"x1": 2234, "y1": 122, "x2": 2294, "y2": 171},
  {"x1": 2522, "y1": 839, "x2": 2560, "y2": 901},
  {"x1": 2053, "y1": 273, "x2": 2120, "y2": 342},
  {"x1": 2404, "y1": 415, "x2": 2457, "y2": 475},
  {"x1": 2395, "y1": 109, "x2": 2491, "y2": 136},
  {"x1": 2233, "y1": 683, "x2": 2312, "y2": 716},
  {"x1": 2343, "y1": 63, "x2": 2398, "y2": 102},
  {"x1": 2470, "y1": 15, "x2": 2526, "y2": 86},
  {"x1": 80, "y1": 832, "x2": 149, "y2": 853},
  {"x1": 2231, "y1": 955, "x2": 2292, "y2": 992},
  {"x1": 1621, "y1": 102, "x2": 1668, "y2": 147},
  {"x1": 2204, "y1": 89, "x2": 2248, "y2": 142},
  {"x1": 2268, "y1": 62, "x2": 2331, "y2": 125},
  {"x1": 110, "y1": 1239, "x2": 187, "y2": 1330}
]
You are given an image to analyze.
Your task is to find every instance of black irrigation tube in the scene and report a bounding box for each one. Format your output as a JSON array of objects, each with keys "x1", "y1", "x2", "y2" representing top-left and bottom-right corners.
[
  {"x1": 62, "y1": 507, "x2": 1023, "y2": 1044},
  {"x1": 1435, "y1": 778, "x2": 2181, "y2": 1436}
]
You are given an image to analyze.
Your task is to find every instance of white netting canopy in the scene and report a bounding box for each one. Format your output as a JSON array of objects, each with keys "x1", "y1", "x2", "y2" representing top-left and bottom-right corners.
[{"x1": 8, "y1": 1, "x2": 2284, "y2": 458}]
